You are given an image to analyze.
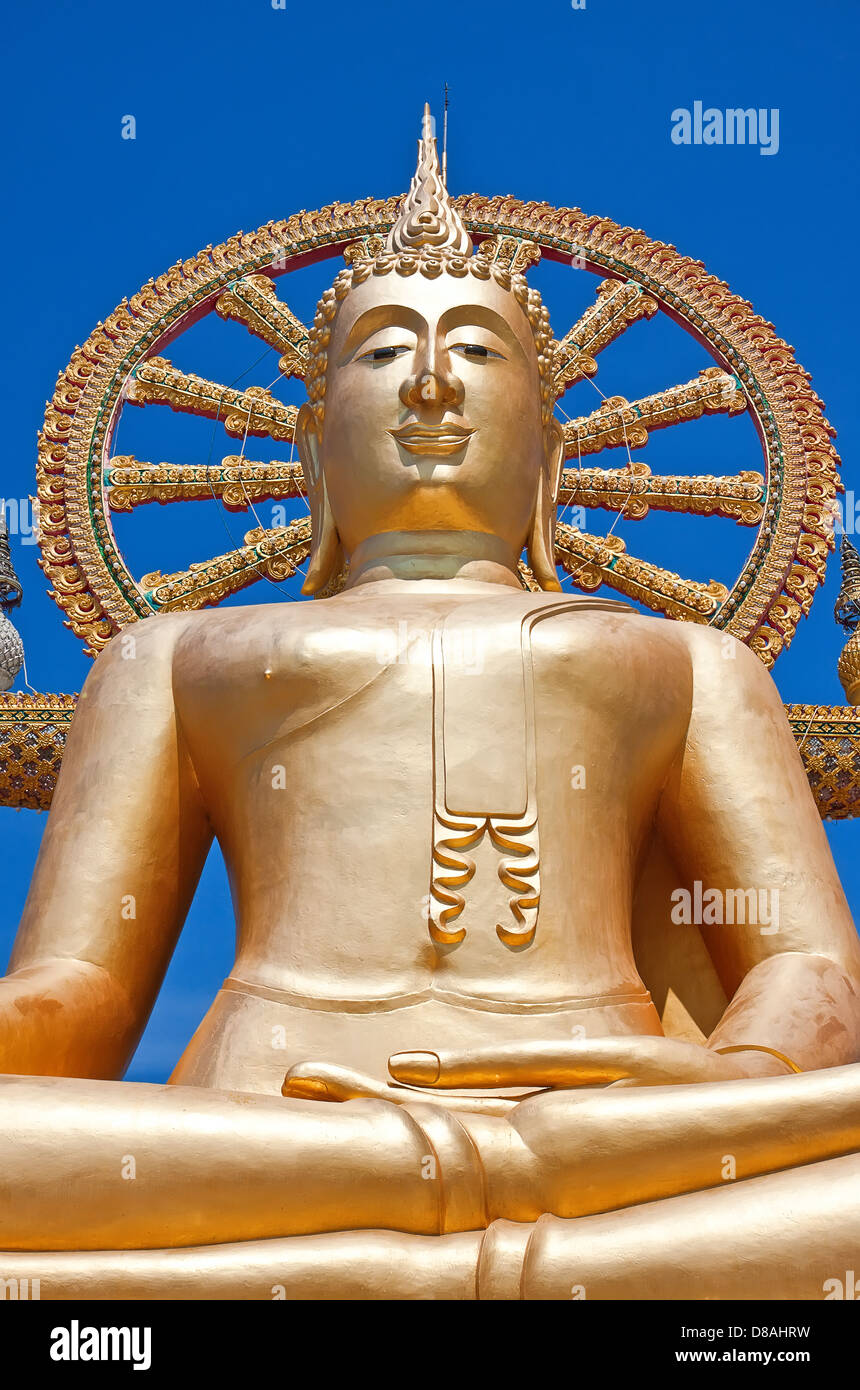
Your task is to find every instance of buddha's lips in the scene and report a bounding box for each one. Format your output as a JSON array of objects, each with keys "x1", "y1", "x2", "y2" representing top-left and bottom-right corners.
[{"x1": 389, "y1": 422, "x2": 475, "y2": 457}]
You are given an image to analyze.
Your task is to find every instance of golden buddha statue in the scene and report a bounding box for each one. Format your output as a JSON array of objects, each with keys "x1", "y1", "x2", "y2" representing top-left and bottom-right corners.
[{"x1": 2, "y1": 107, "x2": 860, "y2": 1301}]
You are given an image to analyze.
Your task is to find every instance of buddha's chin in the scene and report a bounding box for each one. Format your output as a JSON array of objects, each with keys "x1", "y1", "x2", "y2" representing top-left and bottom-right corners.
[{"x1": 381, "y1": 487, "x2": 500, "y2": 535}]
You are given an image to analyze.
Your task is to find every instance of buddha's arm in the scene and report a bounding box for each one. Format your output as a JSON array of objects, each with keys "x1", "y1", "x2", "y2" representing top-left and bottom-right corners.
[
  {"x1": 658, "y1": 627, "x2": 860, "y2": 1073},
  {"x1": 0, "y1": 617, "x2": 213, "y2": 1078}
]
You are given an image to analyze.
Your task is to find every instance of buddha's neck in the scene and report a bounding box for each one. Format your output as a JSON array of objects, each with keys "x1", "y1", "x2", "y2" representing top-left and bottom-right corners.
[{"x1": 345, "y1": 531, "x2": 523, "y2": 590}]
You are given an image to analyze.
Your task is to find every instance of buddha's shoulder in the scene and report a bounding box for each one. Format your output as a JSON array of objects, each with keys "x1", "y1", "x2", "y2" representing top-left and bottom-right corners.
[
  {"x1": 524, "y1": 597, "x2": 765, "y2": 688},
  {"x1": 533, "y1": 595, "x2": 750, "y2": 655},
  {"x1": 94, "y1": 604, "x2": 323, "y2": 675}
]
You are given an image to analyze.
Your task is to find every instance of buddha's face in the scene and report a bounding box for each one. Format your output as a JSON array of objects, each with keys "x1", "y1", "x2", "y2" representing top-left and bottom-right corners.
[{"x1": 299, "y1": 267, "x2": 561, "y2": 564}]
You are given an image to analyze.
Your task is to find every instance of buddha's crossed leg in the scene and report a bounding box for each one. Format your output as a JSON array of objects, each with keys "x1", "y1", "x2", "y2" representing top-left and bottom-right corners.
[
  {"x1": 2, "y1": 1064, "x2": 860, "y2": 1298},
  {"x1": 5, "y1": 1155, "x2": 860, "y2": 1299}
]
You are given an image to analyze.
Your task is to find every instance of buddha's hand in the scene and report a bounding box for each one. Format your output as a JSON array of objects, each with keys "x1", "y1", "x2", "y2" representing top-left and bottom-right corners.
[
  {"x1": 282, "y1": 1060, "x2": 519, "y2": 1114},
  {"x1": 282, "y1": 1037, "x2": 791, "y2": 1115}
]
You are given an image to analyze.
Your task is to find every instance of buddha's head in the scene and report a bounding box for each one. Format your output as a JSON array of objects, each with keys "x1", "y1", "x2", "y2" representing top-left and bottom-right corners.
[{"x1": 297, "y1": 105, "x2": 563, "y2": 593}]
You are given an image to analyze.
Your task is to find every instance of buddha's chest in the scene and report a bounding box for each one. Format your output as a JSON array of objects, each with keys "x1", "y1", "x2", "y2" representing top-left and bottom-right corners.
[{"x1": 177, "y1": 601, "x2": 686, "y2": 893}]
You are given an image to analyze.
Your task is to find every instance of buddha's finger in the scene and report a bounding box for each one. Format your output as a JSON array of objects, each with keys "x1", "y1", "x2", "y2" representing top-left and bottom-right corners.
[
  {"x1": 388, "y1": 1040, "x2": 640, "y2": 1088},
  {"x1": 282, "y1": 1062, "x2": 394, "y2": 1103}
]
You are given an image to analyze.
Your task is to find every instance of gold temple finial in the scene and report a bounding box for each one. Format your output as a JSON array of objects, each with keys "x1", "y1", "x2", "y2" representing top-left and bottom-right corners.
[
  {"x1": 385, "y1": 102, "x2": 472, "y2": 257},
  {"x1": 835, "y1": 535, "x2": 860, "y2": 633},
  {"x1": 836, "y1": 535, "x2": 860, "y2": 704}
]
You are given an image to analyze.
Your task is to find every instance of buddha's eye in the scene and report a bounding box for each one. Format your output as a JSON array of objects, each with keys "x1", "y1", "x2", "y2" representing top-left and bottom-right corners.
[
  {"x1": 450, "y1": 343, "x2": 503, "y2": 361},
  {"x1": 358, "y1": 344, "x2": 411, "y2": 363}
]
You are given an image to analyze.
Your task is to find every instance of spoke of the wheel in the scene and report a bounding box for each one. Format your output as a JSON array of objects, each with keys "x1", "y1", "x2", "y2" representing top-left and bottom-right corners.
[
  {"x1": 126, "y1": 357, "x2": 297, "y2": 442},
  {"x1": 559, "y1": 463, "x2": 765, "y2": 524},
  {"x1": 554, "y1": 521, "x2": 728, "y2": 621},
  {"x1": 140, "y1": 518, "x2": 312, "y2": 612},
  {"x1": 554, "y1": 280, "x2": 658, "y2": 394},
  {"x1": 106, "y1": 455, "x2": 306, "y2": 512},
  {"x1": 562, "y1": 368, "x2": 746, "y2": 459},
  {"x1": 215, "y1": 275, "x2": 309, "y2": 378}
]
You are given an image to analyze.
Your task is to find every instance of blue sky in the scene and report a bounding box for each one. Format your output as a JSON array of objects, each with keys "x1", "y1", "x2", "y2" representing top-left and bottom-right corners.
[{"x1": 2, "y1": 0, "x2": 858, "y2": 1080}]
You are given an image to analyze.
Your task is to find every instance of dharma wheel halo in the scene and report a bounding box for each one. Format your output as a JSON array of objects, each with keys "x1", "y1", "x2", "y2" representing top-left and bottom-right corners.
[{"x1": 37, "y1": 194, "x2": 839, "y2": 665}]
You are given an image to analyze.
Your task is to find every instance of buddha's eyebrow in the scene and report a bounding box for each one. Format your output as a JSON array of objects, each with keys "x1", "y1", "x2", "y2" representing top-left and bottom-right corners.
[{"x1": 340, "y1": 305, "x2": 424, "y2": 362}]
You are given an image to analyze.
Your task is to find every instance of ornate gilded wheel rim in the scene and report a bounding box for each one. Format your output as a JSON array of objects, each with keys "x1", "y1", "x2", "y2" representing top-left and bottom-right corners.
[{"x1": 37, "y1": 195, "x2": 839, "y2": 665}]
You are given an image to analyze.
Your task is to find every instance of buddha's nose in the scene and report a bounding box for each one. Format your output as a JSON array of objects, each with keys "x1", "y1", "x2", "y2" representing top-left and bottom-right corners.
[{"x1": 400, "y1": 359, "x2": 463, "y2": 411}]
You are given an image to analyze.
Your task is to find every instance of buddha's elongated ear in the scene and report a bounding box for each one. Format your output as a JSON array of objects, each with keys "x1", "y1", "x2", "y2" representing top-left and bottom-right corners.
[
  {"x1": 296, "y1": 403, "x2": 344, "y2": 596},
  {"x1": 526, "y1": 417, "x2": 564, "y2": 592}
]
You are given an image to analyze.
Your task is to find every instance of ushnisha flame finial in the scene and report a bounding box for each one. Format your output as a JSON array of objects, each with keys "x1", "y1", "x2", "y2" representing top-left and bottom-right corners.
[
  {"x1": 835, "y1": 535, "x2": 860, "y2": 634},
  {"x1": 385, "y1": 103, "x2": 472, "y2": 257}
]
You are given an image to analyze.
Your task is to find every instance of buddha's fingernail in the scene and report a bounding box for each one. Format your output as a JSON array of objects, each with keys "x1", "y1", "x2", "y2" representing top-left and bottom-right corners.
[
  {"x1": 282, "y1": 1077, "x2": 330, "y2": 1100},
  {"x1": 389, "y1": 1051, "x2": 442, "y2": 1085}
]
